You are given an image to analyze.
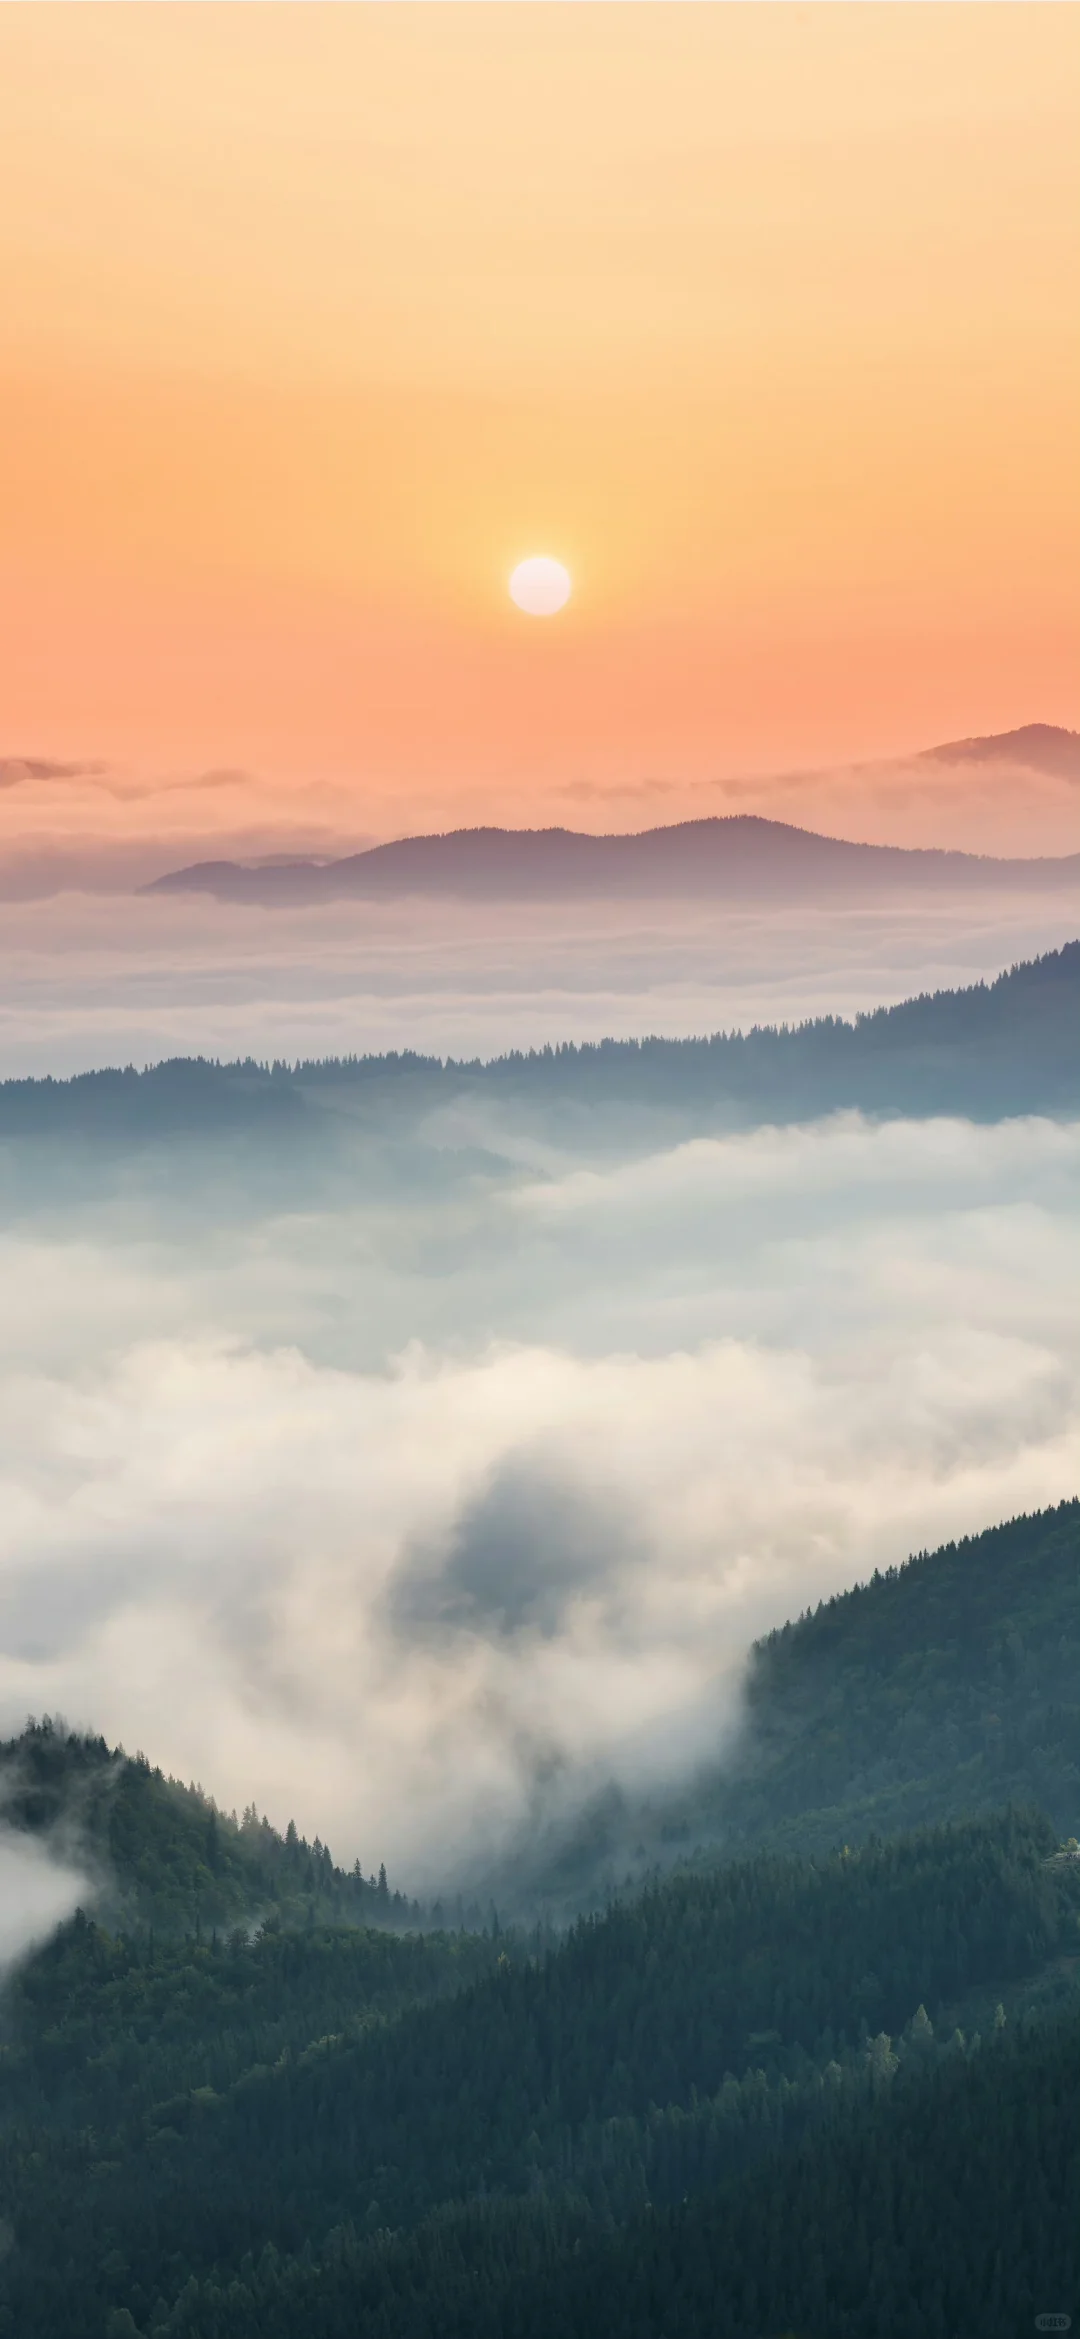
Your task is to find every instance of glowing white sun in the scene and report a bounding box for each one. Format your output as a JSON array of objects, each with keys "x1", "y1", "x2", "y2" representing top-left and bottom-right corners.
[{"x1": 509, "y1": 556, "x2": 572, "y2": 616}]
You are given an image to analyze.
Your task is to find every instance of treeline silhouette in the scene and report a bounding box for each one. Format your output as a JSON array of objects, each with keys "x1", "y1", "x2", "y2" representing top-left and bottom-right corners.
[
  {"x1": 0, "y1": 1719, "x2": 481, "y2": 1937},
  {"x1": 0, "y1": 942, "x2": 1076, "y2": 1139}
]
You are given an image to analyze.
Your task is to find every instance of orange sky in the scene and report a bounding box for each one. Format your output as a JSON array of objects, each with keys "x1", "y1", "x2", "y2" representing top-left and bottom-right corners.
[{"x1": 0, "y1": 4, "x2": 1077, "y2": 849}]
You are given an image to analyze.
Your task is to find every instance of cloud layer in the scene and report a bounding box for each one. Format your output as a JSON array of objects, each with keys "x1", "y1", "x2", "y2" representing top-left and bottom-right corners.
[
  {"x1": 0, "y1": 885, "x2": 1078, "y2": 1079},
  {"x1": 0, "y1": 1108, "x2": 1075, "y2": 1886}
]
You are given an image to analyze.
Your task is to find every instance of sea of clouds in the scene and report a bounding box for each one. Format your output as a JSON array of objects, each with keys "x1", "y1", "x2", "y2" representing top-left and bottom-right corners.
[
  {"x1": 1, "y1": 885, "x2": 1079, "y2": 1076},
  {"x1": 0, "y1": 1100, "x2": 1076, "y2": 1905}
]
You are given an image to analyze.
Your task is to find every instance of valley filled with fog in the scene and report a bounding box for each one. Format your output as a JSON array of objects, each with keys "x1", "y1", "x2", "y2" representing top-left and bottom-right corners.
[
  {"x1": 0, "y1": 1035, "x2": 1076, "y2": 1894},
  {"x1": 1, "y1": 881, "x2": 1079, "y2": 1075}
]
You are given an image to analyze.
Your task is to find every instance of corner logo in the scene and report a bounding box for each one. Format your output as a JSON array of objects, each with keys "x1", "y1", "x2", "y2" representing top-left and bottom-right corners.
[{"x1": 1035, "y1": 2317, "x2": 1071, "y2": 2332}]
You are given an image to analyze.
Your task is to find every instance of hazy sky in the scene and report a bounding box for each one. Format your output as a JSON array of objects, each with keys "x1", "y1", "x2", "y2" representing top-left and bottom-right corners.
[{"x1": 1, "y1": 5, "x2": 1077, "y2": 845}]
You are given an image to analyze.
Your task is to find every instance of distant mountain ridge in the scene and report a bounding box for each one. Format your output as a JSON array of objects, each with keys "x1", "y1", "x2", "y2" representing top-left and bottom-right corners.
[
  {"x1": 146, "y1": 725, "x2": 1080, "y2": 905},
  {"x1": 148, "y1": 813, "x2": 1080, "y2": 907},
  {"x1": 926, "y1": 721, "x2": 1080, "y2": 779}
]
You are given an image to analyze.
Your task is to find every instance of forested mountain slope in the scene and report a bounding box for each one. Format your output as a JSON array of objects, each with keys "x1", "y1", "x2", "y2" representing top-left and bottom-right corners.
[
  {"x1": 0, "y1": 1721, "x2": 431, "y2": 1936},
  {"x1": 730, "y1": 1496, "x2": 1080, "y2": 1847},
  {"x1": 1, "y1": 1499, "x2": 1077, "y2": 2333},
  {"x1": 1, "y1": 1808, "x2": 1077, "y2": 2337},
  {"x1": 0, "y1": 941, "x2": 1077, "y2": 1145},
  {"x1": 504, "y1": 1499, "x2": 1080, "y2": 1913},
  {"x1": 151, "y1": 2000, "x2": 1080, "y2": 2339}
]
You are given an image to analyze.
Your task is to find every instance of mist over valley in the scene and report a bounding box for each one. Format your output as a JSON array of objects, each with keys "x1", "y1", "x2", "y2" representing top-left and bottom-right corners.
[{"x1": 0, "y1": 949, "x2": 1075, "y2": 1900}]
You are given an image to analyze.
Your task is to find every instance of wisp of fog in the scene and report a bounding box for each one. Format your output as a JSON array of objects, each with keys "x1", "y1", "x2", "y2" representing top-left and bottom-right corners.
[{"x1": 0, "y1": 1827, "x2": 92, "y2": 1979}]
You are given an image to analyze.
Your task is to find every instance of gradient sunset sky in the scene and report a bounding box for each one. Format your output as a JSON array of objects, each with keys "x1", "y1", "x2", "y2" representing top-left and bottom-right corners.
[{"x1": 1, "y1": 4, "x2": 1077, "y2": 852}]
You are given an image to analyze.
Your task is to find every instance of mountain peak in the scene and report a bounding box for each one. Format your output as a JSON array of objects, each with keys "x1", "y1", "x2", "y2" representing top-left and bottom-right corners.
[{"x1": 925, "y1": 722, "x2": 1080, "y2": 778}]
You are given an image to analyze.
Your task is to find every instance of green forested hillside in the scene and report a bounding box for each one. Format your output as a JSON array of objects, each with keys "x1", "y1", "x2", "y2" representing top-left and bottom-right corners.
[
  {"x1": 141, "y1": 1992, "x2": 1080, "y2": 2339},
  {"x1": 514, "y1": 1498, "x2": 1080, "y2": 1913},
  {"x1": 0, "y1": 1720, "x2": 444, "y2": 1935},
  {"x1": 1, "y1": 1500, "x2": 1078, "y2": 2335},
  {"x1": 146, "y1": 2000, "x2": 1080, "y2": 2339},
  {"x1": 731, "y1": 1496, "x2": 1080, "y2": 1841},
  {"x1": 0, "y1": 1808, "x2": 1077, "y2": 2337}
]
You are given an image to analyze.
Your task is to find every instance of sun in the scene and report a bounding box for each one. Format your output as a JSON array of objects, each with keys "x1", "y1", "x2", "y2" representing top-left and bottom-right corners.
[{"x1": 509, "y1": 556, "x2": 572, "y2": 617}]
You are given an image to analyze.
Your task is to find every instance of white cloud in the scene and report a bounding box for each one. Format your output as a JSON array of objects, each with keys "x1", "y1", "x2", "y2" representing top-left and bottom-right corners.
[{"x1": 0, "y1": 1110, "x2": 1075, "y2": 1885}]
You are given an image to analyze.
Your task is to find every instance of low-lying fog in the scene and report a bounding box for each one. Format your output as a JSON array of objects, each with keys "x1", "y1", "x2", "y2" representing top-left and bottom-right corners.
[
  {"x1": 0, "y1": 1091, "x2": 1076, "y2": 1893},
  {"x1": 1, "y1": 884, "x2": 1079, "y2": 1074}
]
